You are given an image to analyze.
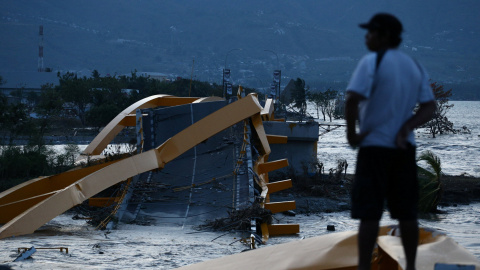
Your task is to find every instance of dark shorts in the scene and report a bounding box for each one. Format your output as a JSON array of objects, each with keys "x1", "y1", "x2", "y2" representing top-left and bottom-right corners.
[{"x1": 351, "y1": 145, "x2": 419, "y2": 220}]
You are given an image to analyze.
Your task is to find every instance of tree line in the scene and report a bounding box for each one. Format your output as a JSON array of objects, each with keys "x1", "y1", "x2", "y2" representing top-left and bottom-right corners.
[
  {"x1": 1, "y1": 71, "x2": 262, "y2": 144},
  {"x1": 41, "y1": 71, "x2": 227, "y2": 131},
  {"x1": 287, "y1": 77, "x2": 458, "y2": 138},
  {"x1": 1, "y1": 72, "x2": 460, "y2": 143},
  {"x1": 288, "y1": 77, "x2": 345, "y2": 122}
]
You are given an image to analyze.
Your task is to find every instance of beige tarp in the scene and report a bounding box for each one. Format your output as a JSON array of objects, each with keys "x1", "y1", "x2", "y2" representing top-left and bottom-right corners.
[{"x1": 175, "y1": 226, "x2": 480, "y2": 270}]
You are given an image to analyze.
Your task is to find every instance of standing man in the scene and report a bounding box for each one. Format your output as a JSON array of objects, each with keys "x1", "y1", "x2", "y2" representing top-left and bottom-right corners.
[{"x1": 345, "y1": 13, "x2": 436, "y2": 270}]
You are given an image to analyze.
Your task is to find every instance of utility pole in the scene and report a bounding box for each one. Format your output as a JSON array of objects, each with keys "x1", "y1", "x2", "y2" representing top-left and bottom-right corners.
[{"x1": 38, "y1": 25, "x2": 44, "y2": 72}]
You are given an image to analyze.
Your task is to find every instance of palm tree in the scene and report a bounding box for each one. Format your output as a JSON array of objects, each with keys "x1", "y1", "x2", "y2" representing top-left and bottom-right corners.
[{"x1": 417, "y1": 150, "x2": 443, "y2": 212}]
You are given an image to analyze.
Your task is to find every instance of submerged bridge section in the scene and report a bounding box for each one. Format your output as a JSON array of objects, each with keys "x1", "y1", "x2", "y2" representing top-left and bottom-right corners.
[{"x1": 119, "y1": 100, "x2": 251, "y2": 226}]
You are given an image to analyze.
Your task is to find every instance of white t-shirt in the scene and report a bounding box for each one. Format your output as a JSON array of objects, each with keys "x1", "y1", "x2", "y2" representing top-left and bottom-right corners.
[{"x1": 347, "y1": 49, "x2": 434, "y2": 148}]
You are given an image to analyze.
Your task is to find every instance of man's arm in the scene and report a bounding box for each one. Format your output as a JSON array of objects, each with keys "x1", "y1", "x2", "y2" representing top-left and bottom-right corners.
[
  {"x1": 345, "y1": 91, "x2": 368, "y2": 147},
  {"x1": 396, "y1": 100, "x2": 436, "y2": 149}
]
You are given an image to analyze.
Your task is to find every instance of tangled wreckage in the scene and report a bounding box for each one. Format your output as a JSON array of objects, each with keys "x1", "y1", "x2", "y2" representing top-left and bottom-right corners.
[{"x1": 0, "y1": 90, "x2": 302, "y2": 242}]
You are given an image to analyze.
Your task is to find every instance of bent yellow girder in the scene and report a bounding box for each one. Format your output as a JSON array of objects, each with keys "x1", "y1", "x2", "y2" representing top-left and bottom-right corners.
[
  {"x1": 79, "y1": 95, "x2": 224, "y2": 158},
  {"x1": 235, "y1": 87, "x2": 298, "y2": 241},
  {"x1": 0, "y1": 159, "x2": 124, "y2": 224},
  {"x1": 0, "y1": 94, "x2": 265, "y2": 239}
]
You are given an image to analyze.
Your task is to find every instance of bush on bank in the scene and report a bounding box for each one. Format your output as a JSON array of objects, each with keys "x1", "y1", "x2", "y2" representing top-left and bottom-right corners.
[{"x1": 0, "y1": 143, "x2": 79, "y2": 192}]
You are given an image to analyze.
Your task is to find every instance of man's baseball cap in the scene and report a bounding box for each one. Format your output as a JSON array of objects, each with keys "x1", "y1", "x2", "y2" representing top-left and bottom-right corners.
[{"x1": 359, "y1": 13, "x2": 403, "y2": 36}]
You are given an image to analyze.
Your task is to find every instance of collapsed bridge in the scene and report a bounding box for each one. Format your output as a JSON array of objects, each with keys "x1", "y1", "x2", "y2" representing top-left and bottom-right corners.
[{"x1": 0, "y1": 89, "x2": 300, "y2": 242}]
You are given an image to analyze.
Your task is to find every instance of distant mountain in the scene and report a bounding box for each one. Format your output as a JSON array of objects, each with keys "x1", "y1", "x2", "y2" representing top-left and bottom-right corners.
[{"x1": 1, "y1": 0, "x2": 479, "y2": 99}]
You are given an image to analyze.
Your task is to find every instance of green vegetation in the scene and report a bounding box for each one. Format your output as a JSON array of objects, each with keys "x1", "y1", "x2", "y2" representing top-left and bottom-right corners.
[
  {"x1": 0, "y1": 144, "x2": 80, "y2": 192},
  {"x1": 1, "y1": 70, "x2": 258, "y2": 141},
  {"x1": 288, "y1": 78, "x2": 309, "y2": 119},
  {"x1": 50, "y1": 70, "x2": 228, "y2": 129},
  {"x1": 0, "y1": 92, "x2": 35, "y2": 145},
  {"x1": 417, "y1": 151, "x2": 443, "y2": 213}
]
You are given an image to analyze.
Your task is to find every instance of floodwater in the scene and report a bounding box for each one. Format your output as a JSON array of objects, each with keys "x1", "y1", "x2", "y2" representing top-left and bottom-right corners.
[{"x1": 314, "y1": 101, "x2": 480, "y2": 178}]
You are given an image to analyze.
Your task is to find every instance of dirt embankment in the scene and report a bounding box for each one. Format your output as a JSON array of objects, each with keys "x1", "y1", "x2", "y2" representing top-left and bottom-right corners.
[
  {"x1": 273, "y1": 174, "x2": 480, "y2": 214},
  {"x1": 439, "y1": 174, "x2": 480, "y2": 206}
]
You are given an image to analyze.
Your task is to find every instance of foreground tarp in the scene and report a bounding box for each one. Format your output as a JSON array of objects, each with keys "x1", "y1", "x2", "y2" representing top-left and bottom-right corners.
[
  {"x1": 378, "y1": 230, "x2": 480, "y2": 270},
  {"x1": 175, "y1": 226, "x2": 480, "y2": 270}
]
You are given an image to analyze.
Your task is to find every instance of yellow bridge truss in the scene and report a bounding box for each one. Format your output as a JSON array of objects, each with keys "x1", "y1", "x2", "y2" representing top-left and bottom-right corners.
[{"x1": 0, "y1": 92, "x2": 298, "y2": 240}]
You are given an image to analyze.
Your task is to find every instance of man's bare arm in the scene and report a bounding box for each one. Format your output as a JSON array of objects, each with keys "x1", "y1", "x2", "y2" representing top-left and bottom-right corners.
[
  {"x1": 345, "y1": 91, "x2": 368, "y2": 147},
  {"x1": 396, "y1": 100, "x2": 436, "y2": 149}
]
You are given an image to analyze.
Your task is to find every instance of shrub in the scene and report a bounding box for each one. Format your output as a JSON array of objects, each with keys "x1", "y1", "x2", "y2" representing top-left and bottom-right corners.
[{"x1": 417, "y1": 151, "x2": 443, "y2": 213}]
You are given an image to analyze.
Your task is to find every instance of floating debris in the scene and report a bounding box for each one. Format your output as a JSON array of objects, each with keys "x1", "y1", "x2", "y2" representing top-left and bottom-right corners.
[
  {"x1": 14, "y1": 246, "x2": 36, "y2": 262},
  {"x1": 197, "y1": 204, "x2": 272, "y2": 232}
]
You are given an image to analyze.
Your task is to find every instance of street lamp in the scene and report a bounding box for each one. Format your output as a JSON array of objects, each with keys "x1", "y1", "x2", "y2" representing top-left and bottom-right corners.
[
  {"x1": 223, "y1": 48, "x2": 242, "y2": 98},
  {"x1": 264, "y1": 49, "x2": 281, "y2": 103}
]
